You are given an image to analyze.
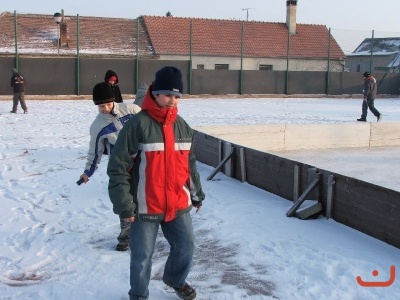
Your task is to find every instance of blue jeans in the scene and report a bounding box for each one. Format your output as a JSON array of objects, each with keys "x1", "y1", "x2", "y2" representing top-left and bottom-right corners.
[{"x1": 128, "y1": 212, "x2": 195, "y2": 300}]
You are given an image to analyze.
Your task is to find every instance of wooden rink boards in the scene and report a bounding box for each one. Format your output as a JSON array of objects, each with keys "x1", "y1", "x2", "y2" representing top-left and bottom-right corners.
[
  {"x1": 193, "y1": 122, "x2": 400, "y2": 151},
  {"x1": 193, "y1": 122, "x2": 400, "y2": 249}
]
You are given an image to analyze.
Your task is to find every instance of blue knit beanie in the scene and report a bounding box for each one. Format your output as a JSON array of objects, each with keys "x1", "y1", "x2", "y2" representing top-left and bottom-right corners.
[{"x1": 152, "y1": 66, "x2": 183, "y2": 98}]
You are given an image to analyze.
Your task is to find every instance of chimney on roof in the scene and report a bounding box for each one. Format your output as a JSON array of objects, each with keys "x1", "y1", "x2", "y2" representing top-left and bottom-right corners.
[
  {"x1": 60, "y1": 9, "x2": 69, "y2": 47},
  {"x1": 286, "y1": 0, "x2": 297, "y2": 34}
]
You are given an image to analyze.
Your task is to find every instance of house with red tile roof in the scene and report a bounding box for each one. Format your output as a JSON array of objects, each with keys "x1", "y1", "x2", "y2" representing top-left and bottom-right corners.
[
  {"x1": 141, "y1": 14, "x2": 345, "y2": 71},
  {"x1": 0, "y1": 1, "x2": 345, "y2": 71},
  {"x1": 0, "y1": 11, "x2": 151, "y2": 58}
]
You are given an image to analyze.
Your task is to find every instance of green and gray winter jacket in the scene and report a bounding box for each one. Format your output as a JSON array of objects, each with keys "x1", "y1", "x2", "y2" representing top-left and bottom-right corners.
[{"x1": 107, "y1": 87, "x2": 205, "y2": 222}]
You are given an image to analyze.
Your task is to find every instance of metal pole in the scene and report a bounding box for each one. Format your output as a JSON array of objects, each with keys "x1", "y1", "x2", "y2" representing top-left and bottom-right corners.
[
  {"x1": 326, "y1": 28, "x2": 331, "y2": 95},
  {"x1": 57, "y1": 23, "x2": 60, "y2": 55},
  {"x1": 240, "y1": 22, "x2": 244, "y2": 95},
  {"x1": 76, "y1": 15, "x2": 80, "y2": 95},
  {"x1": 189, "y1": 20, "x2": 193, "y2": 95},
  {"x1": 285, "y1": 28, "x2": 290, "y2": 95},
  {"x1": 14, "y1": 10, "x2": 19, "y2": 70},
  {"x1": 135, "y1": 17, "x2": 140, "y2": 93},
  {"x1": 369, "y1": 30, "x2": 374, "y2": 74}
]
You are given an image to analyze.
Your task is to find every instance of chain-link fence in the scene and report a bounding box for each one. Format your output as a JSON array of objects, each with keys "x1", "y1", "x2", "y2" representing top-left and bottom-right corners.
[
  {"x1": 2, "y1": 11, "x2": 400, "y2": 74},
  {"x1": 1, "y1": 11, "x2": 400, "y2": 95}
]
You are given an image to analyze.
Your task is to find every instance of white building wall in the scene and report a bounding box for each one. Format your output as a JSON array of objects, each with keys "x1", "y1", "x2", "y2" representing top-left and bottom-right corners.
[{"x1": 158, "y1": 55, "x2": 344, "y2": 71}]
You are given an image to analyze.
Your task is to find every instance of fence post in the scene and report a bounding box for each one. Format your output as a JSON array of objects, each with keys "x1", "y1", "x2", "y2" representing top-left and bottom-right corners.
[
  {"x1": 369, "y1": 30, "x2": 374, "y2": 74},
  {"x1": 14, "y1": 10, "x2": 19, "y2": 70},
  {"x1": 285, "y1": 27, "x2": 290, "y2": 95},
  {"x1": 76, "y1": 14, "x2": 80, "y2": 96},
  {"x1": 326, "y1": 27, "x2": 331, "y2": 95},
  {"x1": 135, "y1": 17, "x2": 140, "y2": 93},
  {"x1": 240, "y1": 21, "x2": 244, "y2": 95},
  {"x1": 189, "y1": 20, "x2": 193, "y2": 95}
]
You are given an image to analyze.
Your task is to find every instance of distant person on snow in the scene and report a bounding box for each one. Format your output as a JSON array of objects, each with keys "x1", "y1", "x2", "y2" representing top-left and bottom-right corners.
[
  {"x1": 10, "y1": 68, "x2": 28, "y2": 114},
  {"x1": 105, "y1": 70, "x2": 123, "y2": 103},
  {"x1": 78, "y1": 81, "x2": 143, "y2": 251},
  {"x1": 357, "y1": 72, "x2": 381, "y2": 122}
]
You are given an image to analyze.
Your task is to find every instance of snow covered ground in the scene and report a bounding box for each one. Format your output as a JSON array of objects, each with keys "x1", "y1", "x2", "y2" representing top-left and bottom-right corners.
[{"x1": 0, "y1": 97, "x2": 399, "y2": 300}]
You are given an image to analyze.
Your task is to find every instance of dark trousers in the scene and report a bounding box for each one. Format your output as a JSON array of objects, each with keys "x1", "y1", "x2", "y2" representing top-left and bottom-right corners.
[
  {"x1": 12, "y1": 92, "x2": 28, "y2": 112},
  {"x1": 361, "y1": 98, "x2": 380, "y2": 118}
]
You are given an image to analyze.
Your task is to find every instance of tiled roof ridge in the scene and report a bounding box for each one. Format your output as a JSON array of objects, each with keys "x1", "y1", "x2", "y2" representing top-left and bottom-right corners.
[
  {"x1": 142, "y1": 14, "x2": 283, "y2": 24},
  {"x1": 2, "y1": 11, "x2": 329, "y2": 27},
  {"x1": 141, "y1": 14, "x2": 327, "y2": 27},
  {"x1": 0, "y1": 11, "x2": 8, "y2": 19},
  {"x1": 2, "y1": 11, "x2": 134, "y2": 21}
]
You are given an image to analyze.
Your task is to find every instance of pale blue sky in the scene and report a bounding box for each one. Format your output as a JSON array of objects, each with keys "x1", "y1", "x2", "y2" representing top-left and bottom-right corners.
[{"x1": 1, "y1": 0, "x2": 399, "y2": 33}]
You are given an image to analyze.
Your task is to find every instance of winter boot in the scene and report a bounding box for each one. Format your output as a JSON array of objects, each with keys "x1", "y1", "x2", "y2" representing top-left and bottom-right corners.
[
  {"x1": 377, "y1": 114, "x2": 382, "y2": 122},
  {"x1": 357, "y1": 117, "x2": 366, "y2": 122},
  {"x1": 115, "y1": 242, "x2": 129, "y2": 251},
  {"x1": 163, "y1": 279, "x2": 196, "y2": 300},
  {"x1": 10, "y1": 110, "x2": 16, "y2": 113}
]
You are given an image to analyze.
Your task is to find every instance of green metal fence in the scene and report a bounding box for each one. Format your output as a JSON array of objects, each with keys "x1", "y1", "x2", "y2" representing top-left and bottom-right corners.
[{"x1": 2, "y1": 11, "x2": 400, "y2": 95}]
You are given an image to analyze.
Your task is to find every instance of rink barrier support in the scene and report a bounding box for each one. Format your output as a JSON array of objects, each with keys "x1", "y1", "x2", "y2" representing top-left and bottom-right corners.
[
  {"x1": 288, "y1": 167, "x2": 323, "y2": 219},
  {"x1": 193, "y1": 129, "x2": 400, "y2": 249},
  {"x1": 207, "y1": 144, "x2": 247, "y2": 182},
  {"x1": 326, "y1": 175, "x2": 335, "y2": 219},
  {"x1": 206, "y1": 144, "x2": 235, "y2": 181}
]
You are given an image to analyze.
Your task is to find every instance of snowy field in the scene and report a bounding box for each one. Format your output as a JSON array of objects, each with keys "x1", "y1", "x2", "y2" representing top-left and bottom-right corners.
[{"x1": 0, "y1": 97, "x2": 399, "y2": 300}]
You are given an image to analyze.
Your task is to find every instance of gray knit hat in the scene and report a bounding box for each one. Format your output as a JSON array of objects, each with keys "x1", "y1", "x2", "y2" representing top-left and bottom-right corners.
[{"x1": 133, "y1": 83, "x2": 149, "y2": 107}]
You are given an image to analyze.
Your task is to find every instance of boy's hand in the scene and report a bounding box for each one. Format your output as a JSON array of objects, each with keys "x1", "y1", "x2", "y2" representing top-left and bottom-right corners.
[
  {"x1": 124, "y1": 216, "x2": 135, "y2": 223},
  {"x1": 192, "y1": 201, "x2": 202, "y2": 212},
  {"x1": 77, "y1": 174, "x2": 89, "y2": 185}
]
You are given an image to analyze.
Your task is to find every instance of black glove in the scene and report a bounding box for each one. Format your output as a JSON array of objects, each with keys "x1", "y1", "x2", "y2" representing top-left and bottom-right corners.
[{"x1": 192, "y1": 200, "x2": 202, "y2": 208}]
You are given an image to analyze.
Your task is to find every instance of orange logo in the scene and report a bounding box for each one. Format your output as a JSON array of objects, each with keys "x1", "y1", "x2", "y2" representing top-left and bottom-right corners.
[{"x1": 356, "y1": 265, "x2": 396, "y2": 287}]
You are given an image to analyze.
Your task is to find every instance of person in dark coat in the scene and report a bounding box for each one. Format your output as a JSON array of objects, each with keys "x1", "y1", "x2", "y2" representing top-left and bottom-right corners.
[
  {"x1": 357, "y1": 72, "x2": 381, "y2": 122},
  {"x1": 10, "y1": 68, "x2": 28, "y2": 113},
  {"x1": 104, "y1": 70, "x2": 123, "y2": 103}
]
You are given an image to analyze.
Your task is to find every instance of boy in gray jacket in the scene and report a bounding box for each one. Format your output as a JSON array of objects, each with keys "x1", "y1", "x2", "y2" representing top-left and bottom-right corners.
[{"x1": 78, "y1": 81, "x2": 143, "y2": 251}]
